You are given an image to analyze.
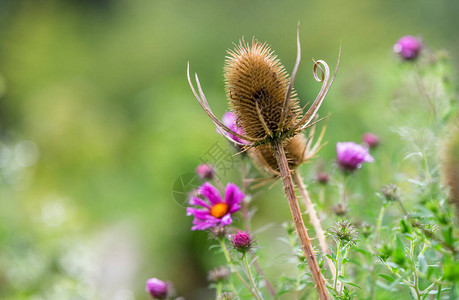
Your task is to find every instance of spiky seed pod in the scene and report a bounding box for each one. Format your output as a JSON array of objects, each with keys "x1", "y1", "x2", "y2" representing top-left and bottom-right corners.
[
  {"x1": 249, "y1": 134, "x2": 307, "y2": 175},
  {"x1": 225, "y1": 40, "x2": 301, "y2": 142},
  {"x1": 440, "y1": 116, "x2": 459, "y2": 216},
  {"x1": 248, "y1": 118, "x2": 327, "y2": 176}
]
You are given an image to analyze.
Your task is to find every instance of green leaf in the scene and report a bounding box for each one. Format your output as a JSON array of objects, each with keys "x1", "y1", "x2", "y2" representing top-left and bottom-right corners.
[
  {"x1": 378, "y1": 273, "x2": 395, "y2": 282},
  {"x1": 418, "y1": 254, "x2": 428, "y2": 273}
]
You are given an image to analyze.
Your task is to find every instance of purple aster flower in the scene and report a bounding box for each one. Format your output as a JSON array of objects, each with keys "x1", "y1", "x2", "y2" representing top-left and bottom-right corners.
[
  {"x1": 219, "y1": 112, "x2": 247, "y2": 145},
  {"x1": 336, "y1": 142, "x2": 374, "y2": 171},
  {"x1": 186, "y1": 182, "x2": 243, "y2": 231},
  {"x1": 146, "y1": 278, "x2": 170, "y2": 299},
  {"x1": 393, "y1": 36, "x2": 422, "y2": 60}
]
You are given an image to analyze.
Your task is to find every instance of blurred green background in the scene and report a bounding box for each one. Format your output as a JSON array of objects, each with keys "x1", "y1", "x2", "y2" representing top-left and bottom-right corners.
[{"x1": 0, "y1": 0, "x2": 458, "y2": 299}]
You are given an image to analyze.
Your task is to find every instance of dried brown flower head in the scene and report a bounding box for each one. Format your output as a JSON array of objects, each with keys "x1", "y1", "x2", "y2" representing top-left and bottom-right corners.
[
  {"x1": 187, "y1": 25, "x2": 339, "y2": 151},
  {"x1": 224, "y1": 40, "x2": 301, "y2": 141},
  {"x1": 249, "y1": 118, "x2": 327, "y2": 175}
]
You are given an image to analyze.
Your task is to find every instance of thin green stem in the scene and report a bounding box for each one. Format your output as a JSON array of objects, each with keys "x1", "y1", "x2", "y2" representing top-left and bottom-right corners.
[
  {"x1": 243, "y1": 254, "x2": 264, "y2": 300},
  {"x1": 216, "y1": 281, "x2": 222, "y2": 298},
  {"x1": 319, "y1": 186, "x2": 325, "y2": 204},
  {"x1": 409, "y1": 241, "x2": 422, "y2": 300},
  {"x1": 340, "y1": 174, "x2": 348, "y2": 205},
  {"x1": 340, "y1": 244, "x2": 351, "y2": 293},
  {"x1": 239, "y1": 163, "x2": 277, "y2": 298},
  {"x1": 333, "y1": 241, "x2": 342, "y2": 294},
  {"x1": 220, "y1": 239, "x2": 259, "y2": 299},
  {"x1": 375, "y1": 204, "x2": 386, "y2": 244}
]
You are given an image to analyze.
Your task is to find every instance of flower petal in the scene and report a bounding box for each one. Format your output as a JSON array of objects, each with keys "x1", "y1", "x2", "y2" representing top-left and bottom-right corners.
[
  {"x1": 221, "y1": 213, "x2": 233, "y2": 226},
  {"x1": 191, "y1": 219, "x2": 217, "y2": 231},
  {"x1": 224, "y1": 183, "x2": 244, "y2": 212},
  {"x1": 189, "y1": 197, "x2": 211, "y2": 209},
  {"x1": 186, "y1": 207, "x2": 210, "y2": 220},
  {"x1": 199, "y1": 182, "x2": 222, "y2": 205}
]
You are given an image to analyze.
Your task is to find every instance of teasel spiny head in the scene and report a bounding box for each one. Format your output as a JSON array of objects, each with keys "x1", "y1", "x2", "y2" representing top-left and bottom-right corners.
[{"x1": 187, "y1": 24, "x2": 340, "y2": 152}]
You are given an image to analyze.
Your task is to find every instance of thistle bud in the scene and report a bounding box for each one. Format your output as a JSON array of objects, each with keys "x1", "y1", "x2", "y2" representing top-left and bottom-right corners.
[
  {"x1": 225, "y1": 41, "x2": 301, "y2": 141},
  {"x1": 230, "y1": 230, "x2": 254, "y2": 254},
  {"x1": 196, "y1": 164, "x2": 215, "y2": 180},
  {"x1": 360, "y1": 222, "x2": 373, "y2": 238},
  {"x1": 378, "y1": 183, "x2": 399, "y2": 203},
  {"x1": 336, "y1": 142, "x2": 374, "y2": 172},
  {"x1": 209, "y1": 226, "x2": 228, "y2": 240},
  {"x1": 146, "y1": 278, "x2": 171, "y2": 299},
  {"x1": 332, "y1": 203, "x2": 348, "y2": 216},
  {"x1": 316, "y1": 172, "x2": 330, "y2": 185},
  {"x1": 327, "y1": 220, "x2": 359, "y2": 245},
  {"x1": 393, "y1": 35, "x2": 422, "y2": 61},
  {"x1": 362, "y1": 132, "x2": 379, "y2": 149}
]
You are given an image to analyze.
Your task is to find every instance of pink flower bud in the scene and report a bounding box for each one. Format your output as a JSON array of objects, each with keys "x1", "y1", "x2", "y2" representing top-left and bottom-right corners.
[
  {"x1": 196, "y1": 164, "x2": 215, "y2": 179},
  {"x1": 362, "y1": 133, "x2": 379, "y2": 149},
  {"x1": 230, "y1": 230, "x2": 254, "y2": 253},
  {"x1": 393, "y1": 36, "x2": 422, "y2": 60},
  {"x1": 146, "y1": 278, "x2": 170, "y2": 299}
]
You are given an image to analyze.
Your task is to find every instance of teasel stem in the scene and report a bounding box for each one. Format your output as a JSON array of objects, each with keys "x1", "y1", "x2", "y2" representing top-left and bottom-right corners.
[
  {"x1": 272, "y1": 139, "x2": 330, "y2": 300},
  {"x1": 292, "y1": 171, "x2": 337, "y2": 284}
]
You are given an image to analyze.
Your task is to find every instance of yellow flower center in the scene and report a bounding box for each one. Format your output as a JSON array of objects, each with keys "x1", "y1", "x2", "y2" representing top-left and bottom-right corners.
[{"x1": 210, "y1": 203, "x2": 229, "y2": 218}]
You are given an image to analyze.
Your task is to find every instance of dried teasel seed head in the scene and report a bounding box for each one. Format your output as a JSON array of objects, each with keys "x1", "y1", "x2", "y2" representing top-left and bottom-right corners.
[
  {"x1": 249, "y1": 134, "x2": 307, "y2": 175},
  {"x1": 225, "y1": 40, "x2": 301, "y2": 142},
  {"x1": 440, "y1": 116, "x2": 459, "y2": 216},
  {"x1": 248, "y1": 118, "x2": 328, "y2": 176}
]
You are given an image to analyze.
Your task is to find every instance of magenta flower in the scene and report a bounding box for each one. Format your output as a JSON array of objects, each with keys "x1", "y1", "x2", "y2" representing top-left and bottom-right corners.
[
  {"x1": 393, "y1": 36, "x2": 422, "y2": 60},
  {"x1": 337, "y1": 142, "x2": 374, "y2": 171},
  {"x1": 196, "y1": 163, "x2": 215, "y2": 179},
  {"x1": 230, "y1": 230, "x2": 254, "y2": 253},
  {"x1": 362, "y1": 132, "x2": 379, "y2": 149},
  {"x1": 187, "y1": 182, "x2": 243, "y2": 231},
  {"x1": 219, "y1": 112, "x2": 247, "y2": 145},
  {"x1": 146, "y1": 278, "x2": 170, "y2": 299},
  {"x1": 316, "y1": 172, "x2": 330, "y2": 185}
]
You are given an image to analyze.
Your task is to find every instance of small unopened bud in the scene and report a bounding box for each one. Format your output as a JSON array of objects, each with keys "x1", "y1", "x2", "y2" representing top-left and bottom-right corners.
[
  {"x1": 393, "y1": 36, "x2": 422, "y2": 61},
  {"x1": 332, "y1": 203, "x2": 348, "y2": 216},
  {"x1": 219, "y1": 292, "x2": 235, "y2": 300},
  {"x1": 316, "y1": 172, "x2": 330, "y2": 185},
  {"x1": 230, "y1": 230, "x2": 254, "y2": 254},
  {"x1": 146, "y1": 278, "x2": 171, "y2": 299},
  {"x1": 362, "y1": 133, "x2": 379, "y2": 149},
  {"x1": 360, "y1": 222, "x2": 373, "y2": 238},
  {"x1": 196, "y1": 164, "x2": 215, "y2": 180},
  {"x1": 379, "y1": 183, "x2": 399, "y2": 203},
  {"x1": 208, "y1": 266, "x2": 230, "y2": 282},
  {"x1": 209, "y1": 226, "x2": 228, "y2": 240},
  {"x1": 377, "y1": 244, "x2": 393, "y2": 262},
  {"x1": 327, "y1": 220, "x2": 359, "y2": 245}
]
